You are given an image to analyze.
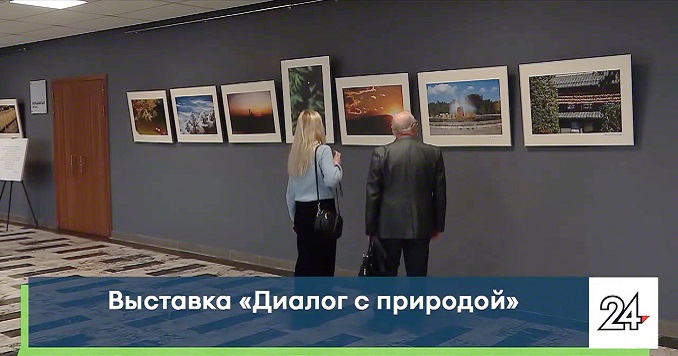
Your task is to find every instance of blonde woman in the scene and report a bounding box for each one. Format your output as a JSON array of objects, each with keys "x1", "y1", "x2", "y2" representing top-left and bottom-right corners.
[{"x1": 286, "y1": 110, "x2": 343, "y2": 276}]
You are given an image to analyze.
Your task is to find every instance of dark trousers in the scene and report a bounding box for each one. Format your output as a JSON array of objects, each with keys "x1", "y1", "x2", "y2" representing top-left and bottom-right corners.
[
  {"x1": 379, "y1": 238, "x2": 430, "y2": 276},
  {"x1": 293, "y1": 199, "x2": 337, "y2": 276}
]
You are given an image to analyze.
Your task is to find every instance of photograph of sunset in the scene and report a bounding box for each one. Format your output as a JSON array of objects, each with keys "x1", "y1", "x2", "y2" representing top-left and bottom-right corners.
[
  {"x1": 342, "y1": 85, "x2": 404, "y2": 135},
  {"x1": 226, "y1": 90, "x2": 276, "y2": 134}
]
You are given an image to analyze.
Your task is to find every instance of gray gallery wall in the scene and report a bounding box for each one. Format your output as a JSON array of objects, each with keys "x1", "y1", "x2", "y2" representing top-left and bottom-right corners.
[{"x1": 0, "y1": 0, "x2": 676, "y2": 320}]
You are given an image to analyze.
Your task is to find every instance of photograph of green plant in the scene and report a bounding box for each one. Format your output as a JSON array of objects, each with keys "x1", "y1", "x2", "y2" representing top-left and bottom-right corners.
[
  {"x1": 288, "y1": 65, "x2": 325, "y2": 134},
  {"x1": 281, "y1": 56, "x2": 333, "y2": 143}
]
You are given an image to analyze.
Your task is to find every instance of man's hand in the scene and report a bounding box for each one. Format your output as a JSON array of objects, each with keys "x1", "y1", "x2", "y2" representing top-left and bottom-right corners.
[{"x1": 431, "y1": 231, "x2": 440, "y2": 240}]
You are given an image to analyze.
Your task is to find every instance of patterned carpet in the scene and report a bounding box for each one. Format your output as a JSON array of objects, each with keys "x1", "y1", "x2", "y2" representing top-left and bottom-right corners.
[
  {"x1": 1, "y1": 224, "x2": 676, "y2": 355},
  {"x1": 0, "y1": 224, "x2": 274, "y2": 355}
]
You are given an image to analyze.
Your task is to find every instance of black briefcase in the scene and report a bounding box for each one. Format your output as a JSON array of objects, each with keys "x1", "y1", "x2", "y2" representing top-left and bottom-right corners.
[{"x1": 359, "y1": 239, "x2": 386, "y2": 277}]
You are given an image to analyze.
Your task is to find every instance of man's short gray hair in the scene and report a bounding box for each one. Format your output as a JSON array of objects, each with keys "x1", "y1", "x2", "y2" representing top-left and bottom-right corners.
[{"x1": 391, "y1": 111, "x2": 417, "y2": 134}]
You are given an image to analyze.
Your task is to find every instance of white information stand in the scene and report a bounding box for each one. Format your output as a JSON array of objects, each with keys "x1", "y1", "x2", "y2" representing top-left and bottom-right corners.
[
  {"x1": 0, "y1": 138, "x2": 28, "y2": 181},
  {"x1": 0, "y1": 138, "x2": 38, "y2": 231}
]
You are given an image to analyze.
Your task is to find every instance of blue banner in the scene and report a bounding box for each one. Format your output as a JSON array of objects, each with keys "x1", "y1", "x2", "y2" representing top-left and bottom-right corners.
[{"x1": 28, "y1": 277, "x2": 589, "y2": 347}]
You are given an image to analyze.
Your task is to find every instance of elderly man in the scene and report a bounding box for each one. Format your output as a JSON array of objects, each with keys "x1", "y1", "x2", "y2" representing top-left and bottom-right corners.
[{"x1": 365, "y1": 111, "x2": 447, "y2": 276}]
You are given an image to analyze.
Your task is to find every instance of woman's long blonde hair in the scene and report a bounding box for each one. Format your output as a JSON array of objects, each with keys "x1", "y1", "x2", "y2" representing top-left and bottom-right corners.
[{"x1": 288, "y1": 110, "x2": 326, "y2": 177}]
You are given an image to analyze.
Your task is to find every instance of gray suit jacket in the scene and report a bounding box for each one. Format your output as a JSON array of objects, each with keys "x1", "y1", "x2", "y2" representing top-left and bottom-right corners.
[{"x1": 365, "y1": 136, "x2": 446, "y2": 240}]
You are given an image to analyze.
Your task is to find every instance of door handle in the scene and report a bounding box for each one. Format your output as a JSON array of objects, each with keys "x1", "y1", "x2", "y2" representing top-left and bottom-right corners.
[
  {"x1": 70, "y1": 155, "x2": 74, "y2": 174},
  {"x1": 79, "y1": 156, "x2": 84, "y2": 175}
]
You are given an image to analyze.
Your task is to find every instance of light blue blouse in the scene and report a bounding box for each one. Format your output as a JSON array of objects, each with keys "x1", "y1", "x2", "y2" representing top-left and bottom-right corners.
[{"x1": 286, "y1": 144, "x2": 343, "y2": 221}]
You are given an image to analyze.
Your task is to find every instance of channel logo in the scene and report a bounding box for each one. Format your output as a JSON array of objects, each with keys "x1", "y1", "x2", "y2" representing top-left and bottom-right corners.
[
  {"x1": 598, "y1": 292, "x2": 649, "y2": 331},
  {"x1": 589, "y1": 277, "x2": 658, "y2": 349}
]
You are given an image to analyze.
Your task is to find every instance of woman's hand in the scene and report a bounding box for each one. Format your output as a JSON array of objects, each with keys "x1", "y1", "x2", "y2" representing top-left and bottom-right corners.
[{"x1": 333, "y1": 150, "x2": 342, "y2": 166}]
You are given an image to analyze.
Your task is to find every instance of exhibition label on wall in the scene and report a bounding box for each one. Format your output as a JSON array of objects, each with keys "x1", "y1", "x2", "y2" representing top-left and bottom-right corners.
[
  {"x1": 29, "y1": 80, "x2": 47, "y2": 114},
  {"x1": 18, "y1": 276, "x2": 657, "y2": 355}
]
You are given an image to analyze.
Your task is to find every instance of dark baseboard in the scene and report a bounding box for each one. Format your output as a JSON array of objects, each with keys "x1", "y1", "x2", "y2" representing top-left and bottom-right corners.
[{"x1": 660, "y1": 336, "x2": 678, "y2": 349}]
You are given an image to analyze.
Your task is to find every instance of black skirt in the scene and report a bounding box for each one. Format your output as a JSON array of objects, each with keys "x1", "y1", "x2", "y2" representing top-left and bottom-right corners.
[{"x1": 293, "y1": 199, "x2": 337, "y2": 276}]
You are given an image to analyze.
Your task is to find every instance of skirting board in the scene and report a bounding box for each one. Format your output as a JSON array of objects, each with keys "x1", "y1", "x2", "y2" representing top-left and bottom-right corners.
[
  {"x1": 111, "y1": 230, "x2": 357, "y2": 277},
  {"x1": 661, "y1": 320, "x2": 678, "y2": 339},
  {"x1": 2, "y1": 212, "x2": 52, "y2": 229},
  {"x1": 111, "y1": 230, "x2": 294, "y2": 273}
]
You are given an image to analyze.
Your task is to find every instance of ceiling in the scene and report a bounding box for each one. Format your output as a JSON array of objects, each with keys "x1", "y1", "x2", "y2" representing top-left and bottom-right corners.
[{"x1": 0, "y1": 0, "x2": 270, "y2": 48}]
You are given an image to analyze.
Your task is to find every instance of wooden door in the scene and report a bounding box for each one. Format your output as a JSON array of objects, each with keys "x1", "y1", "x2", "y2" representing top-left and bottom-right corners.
[{"x1": 52, "y1": 74, "x2": 111, "y2": 237}]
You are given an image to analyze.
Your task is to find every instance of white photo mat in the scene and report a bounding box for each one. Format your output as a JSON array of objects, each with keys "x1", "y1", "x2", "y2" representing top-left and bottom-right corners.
[
  {"x1": 418, "y1": 66, "x2": 511, "y2": 147},
  {"x1": 335, "y1": 73, "x2": 410, "y2": 146},
  {"x1": 220, "y1": 80, "x2": 282, "y2": 143},
  {"x1": 126, "y1": 90, "x2": 174, "y2": 143},
  {"x1": 281, "y1": 56, "x2": 334, "y2": 144},
  {"x1": 170, "y1": 86, "x2": 223, "y2": 143},
  {"x1": 519, "y1": 54, "x2": 633, "y2": 146}
]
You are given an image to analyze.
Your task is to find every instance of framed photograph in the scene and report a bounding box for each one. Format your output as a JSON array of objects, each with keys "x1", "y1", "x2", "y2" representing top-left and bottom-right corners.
[
  {"x1": 0, "y1": 99, "x2": 23, "y2": 138},
  {"x1": 519, "y1": 54, "x2": 633, "y2": 146},
  {"x1": 221, "y1": 80, "x2": 282, "y2": 143},
  {"x1": 281, "y1": 56, "x2": 334, "y2": 143},
  {"x1": 126, "y1": 90, "x2": 174, "y2": 143},
  {"x1": 418, "y1": 66, "x2": 511, "y2": 147},
  {"x1": 335, "y1": 73, "x2": 410, "y2": 146},
  {"x1": 170, "y1": 86, "x2": 223, "y2": 143}
]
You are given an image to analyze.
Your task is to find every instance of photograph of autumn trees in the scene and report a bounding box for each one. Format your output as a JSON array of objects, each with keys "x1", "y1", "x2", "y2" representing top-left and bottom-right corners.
[
  {"x1": 131, "y1": 98, "x2": 169, "y2": 136},
  {"x1": 530, "y1": 70, "x2": 622, "y2": 134},
  {"x1": 288, "y1": 65, "x2": 325, "y2": 134},
  {"x1": 425, "y1": 79, "x2": 502, "y2": 136},
  {"x1": 226, "y1": 90, "x2": 276, "y2": 134},
  {"x1": 342, "y1": 85, "x2": 404, "y2": 135}
]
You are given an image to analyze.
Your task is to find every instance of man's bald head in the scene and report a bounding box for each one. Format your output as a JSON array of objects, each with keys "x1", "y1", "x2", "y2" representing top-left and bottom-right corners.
[{"x1": 391, "y1": 110, "x2": 417, "y2": 136}]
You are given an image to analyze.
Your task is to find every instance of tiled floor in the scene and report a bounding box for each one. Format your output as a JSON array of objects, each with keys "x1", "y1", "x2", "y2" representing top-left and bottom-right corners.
[{"x1": 0, "y1": 224, "x2": 676, "y2": 355}]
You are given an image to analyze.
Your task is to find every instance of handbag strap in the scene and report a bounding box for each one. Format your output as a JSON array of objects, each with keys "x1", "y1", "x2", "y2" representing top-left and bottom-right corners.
[
  {"x1": 314, "y1": 145, "x2": 321, "y2": 216},
  {"x1": 314, "y1": 144, "x2": 342, "y2": 216}
]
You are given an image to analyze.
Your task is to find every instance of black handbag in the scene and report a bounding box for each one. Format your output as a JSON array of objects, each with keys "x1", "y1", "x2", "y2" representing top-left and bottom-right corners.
[
  {"x1": 312, "y1": 145, "x2": 343, "y2": 240},
  {"x1": 359, "y1": 238, "x2": 386, "y2": 277}
]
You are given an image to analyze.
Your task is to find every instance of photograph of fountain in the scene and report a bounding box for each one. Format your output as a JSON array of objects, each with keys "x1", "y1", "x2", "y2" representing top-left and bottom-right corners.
[
  {"x1": 425, "y1": 79, "x2": 502, "y2": 136},
  {"x1": 418, "y1": 66, "x2": 511, "y2": 147}
]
